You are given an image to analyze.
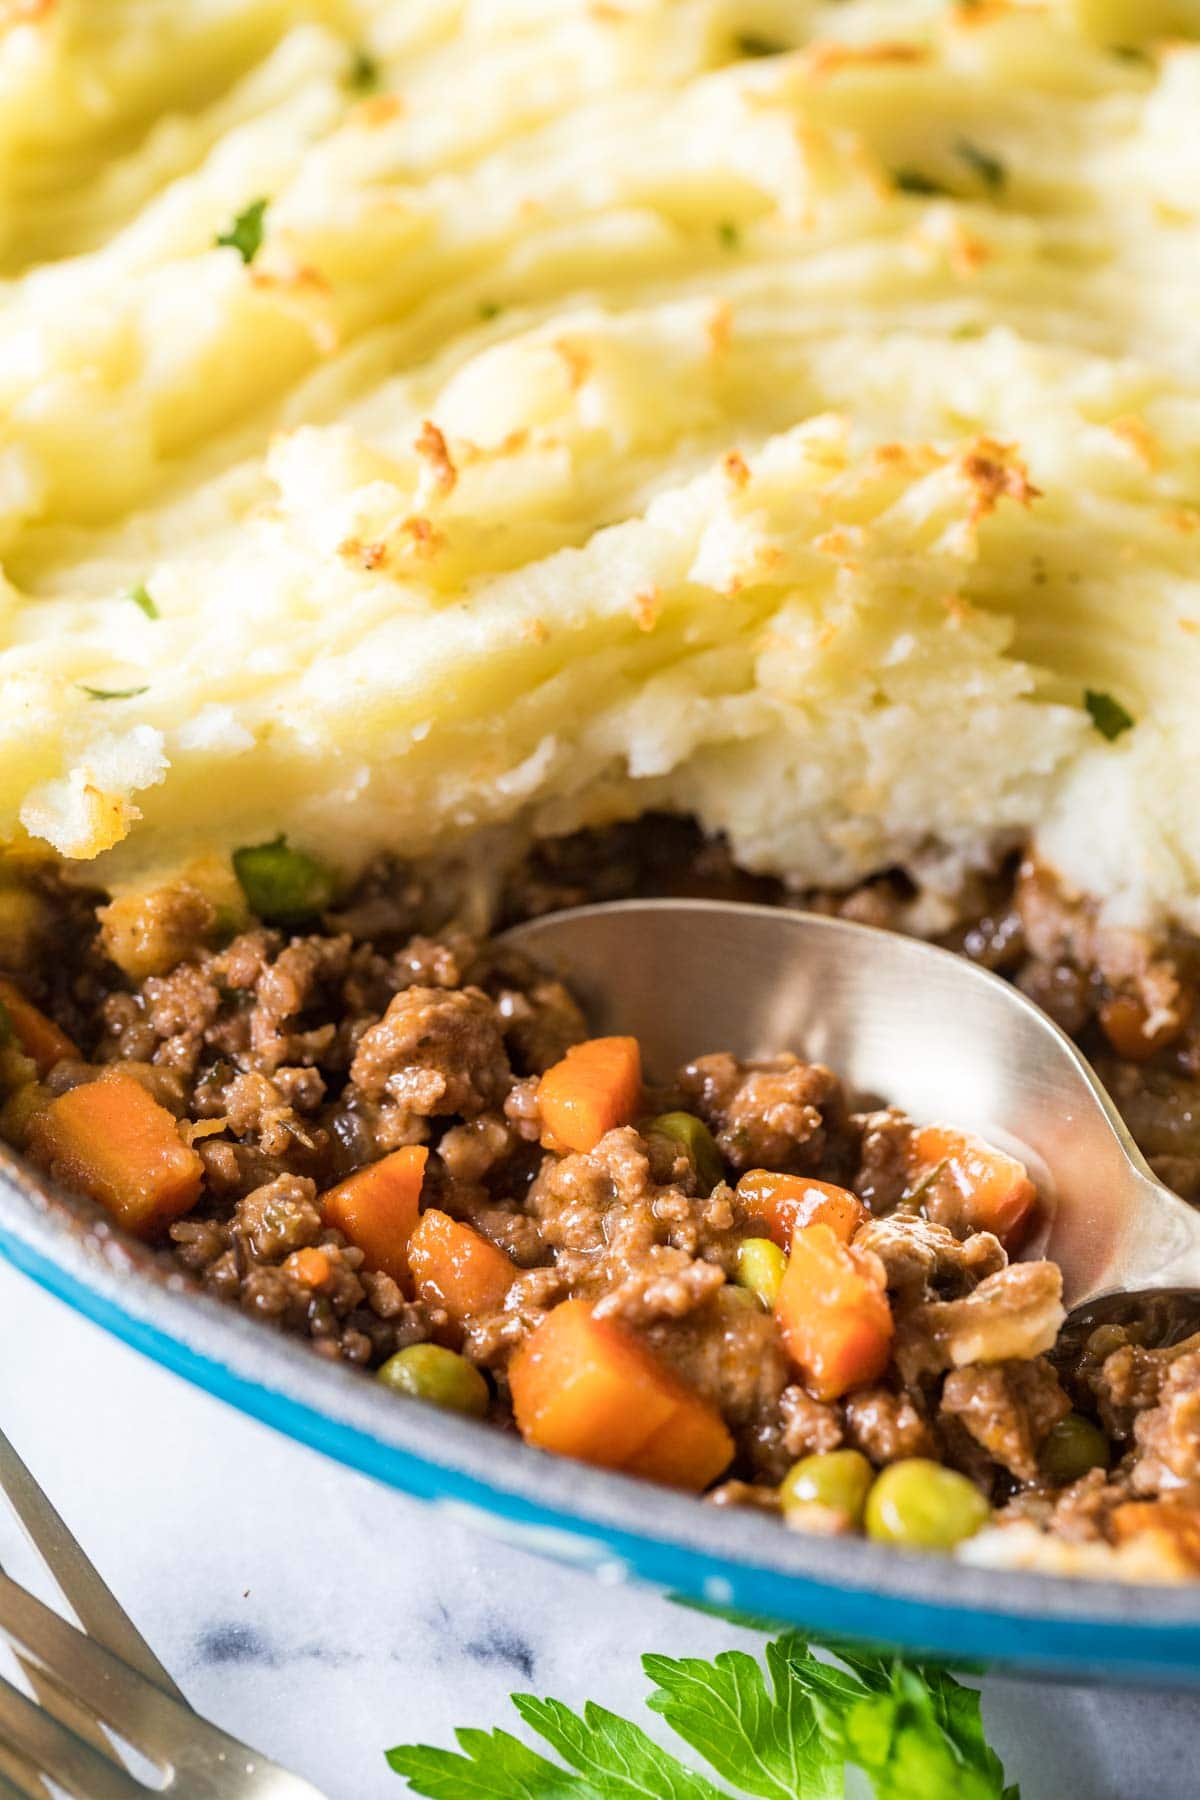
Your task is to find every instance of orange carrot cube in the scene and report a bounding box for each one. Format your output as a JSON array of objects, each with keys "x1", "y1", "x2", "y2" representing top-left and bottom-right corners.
[
  {"x1": 509, "y1": 1299, "x2": 732, "y2": 1489},
  {"x1": 910, "y1": 1125, "x2": 1036, "y2": 1249},
  {"x1": 622, "y1": 1387, "x2": 735, "y2": 1492},
  {"x1": 28, "y1": 1071, "x2": 203, "y2": 1238},
  {"x1": 538, "y1": 1036, "x2": 642, "y2": 1154},
  {"x1": 0, "y1": 977, "x2": 78, "y2": 1078},
  {"x1": 408, "y1": 1208, "x2": 517, "y2": 1325},
  {"x1": 775, "y1": 1223, "x2": 893, "y2": 1402},
  {"x1": 319, "y1": 1145, "x2": 427, "y2": 1285},
  {"x1": 737, "y1": 1170, "x2": 866, "y2": 1249}
]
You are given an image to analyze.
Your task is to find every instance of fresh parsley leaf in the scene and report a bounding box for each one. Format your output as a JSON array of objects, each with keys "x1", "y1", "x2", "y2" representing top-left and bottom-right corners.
[
  {"x1": 346, "y1": 45, "x2": 380, "y2": 92},
  {"x1": 891, "y1": 169, "x2": 949, "y2": 197},
  {"x1": 387, "y1": 1725, "x2": 584, "y2": 1797},
  {"x1": 514, "y1": 1695, "x2": 724, "y2": 1799},
  {"x1": 387, "y1": 1631, "x2": 1018, "y2": 1800},
  {"x1": 1085, "y1": 688, "x2": 1135, "y2": 740},
  {"x1": 387, "y1": 1707, "x2": 721, "y2": 1800},
  {"x1": 645, "y1": 1632, "x2": 841, "y2": 1799},
  {"x1": 127, "y1": 581, "x2": 159, "y2": 620},
  {"x1": 734, "y1": 32, "x2": 787, "y2": 57},
  {"x1": 955, "y1": 138, "x2": 1006, "y2": 190},
  {"x1": 216, "y1": 198, "x2": 268, "y2": 265},
  {"x1": 77, "y1": 683, "x2": 150, "y2": 701},
  {"x1": 814, "y1": 1659, "x2": 1015, "y2": 1800},
  {"x1": 717, "y1": 219, "x2": 741, "y2": 249}
]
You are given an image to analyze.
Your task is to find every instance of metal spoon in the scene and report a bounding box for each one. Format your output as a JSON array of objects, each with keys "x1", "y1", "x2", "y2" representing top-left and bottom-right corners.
[{"x1": 504, "y1": 898, "x2": 1200, "y2": 1327}]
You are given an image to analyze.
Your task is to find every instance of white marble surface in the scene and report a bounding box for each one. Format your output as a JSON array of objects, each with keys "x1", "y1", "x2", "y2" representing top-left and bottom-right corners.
[{"x1": 1, "y1": 1259, "x2": 1198, "y2": 1800}]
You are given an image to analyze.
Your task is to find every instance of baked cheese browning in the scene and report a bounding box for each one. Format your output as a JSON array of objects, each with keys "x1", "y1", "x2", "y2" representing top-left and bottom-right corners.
[{"x1": 0, "y1": 1, "x2": 1196, "y2": 935}]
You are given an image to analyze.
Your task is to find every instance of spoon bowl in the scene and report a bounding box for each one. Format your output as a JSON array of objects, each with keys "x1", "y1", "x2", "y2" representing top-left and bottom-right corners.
[{"x1": 504, "y1": 898, "x2": 1200, "y2": 1314}]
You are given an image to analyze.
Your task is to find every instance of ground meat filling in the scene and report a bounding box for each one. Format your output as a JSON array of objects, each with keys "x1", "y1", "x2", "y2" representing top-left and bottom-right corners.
[{"x1": 4, "y1": 823, "x2": 1200, "y2": 1569}]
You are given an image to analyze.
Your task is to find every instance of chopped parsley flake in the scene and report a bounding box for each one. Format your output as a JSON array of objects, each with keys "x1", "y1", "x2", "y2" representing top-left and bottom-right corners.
[
  {"x1": 892, "y1": 168, "x2": 949, "y2": 197},
  {"x1": 1085, "y1": 689, "x2": 1135, "y2": 740},
  {"x1": 734, "y1": 31, "x2": 787, "y2": 57},
  {"x1": 955, "y1": 137, "x2": 1006, "y2": 190},
  {"x1": 78, "y1": 684, "x2": 150, "y2": 701},
  {"x1": 347, "y1": 45, "x2": 381, "y2": 92},
  {"x1": 716, "y1": 219, "x2": 741, "y2": 250},
  {"x1": 478, "y1": 300, "x2": 504, "y2": 321},
  {"x1": 216, "y1": 198, "x2": 268, "y2": 265},
  {"x1": 127, "y1": 582, "x2": 159, "y2": 620}
]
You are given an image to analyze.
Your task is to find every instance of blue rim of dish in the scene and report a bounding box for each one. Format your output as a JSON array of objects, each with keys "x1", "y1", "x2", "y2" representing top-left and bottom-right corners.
[{"x1": 3, "y1": 1147, "x2": 1199, "y2": 1686}]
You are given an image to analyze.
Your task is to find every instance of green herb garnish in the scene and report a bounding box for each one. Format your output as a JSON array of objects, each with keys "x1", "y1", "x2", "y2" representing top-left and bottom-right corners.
[
  {"x1": 892, "y1": 169, "x2": 949, "y2": 197},
  {"x1": 216, "y1": 198, "x2": 268, "y2": 265},
  {"x1": 233, "y1": 834, "x2": 335, "y2": 925},
  {"x1": 1085, "y1": 689, "x2": 1135, "y2": 741},
  {"x1": 717, "y1": 219, "x2": 741, "y2": 250},
  {"x1": 955, "y1": 138, "x2": 1006, "y2": 190},
  {"x1": 387, "y1": 1628, "x2": 1019, "y2": 1799},
  {"x1": 346, "y1": 45, "x2": 381, "y2": 92},
  {"x1": 77, "y1": 684, "x2": 150, "y2": 701},
  {"x1": 478, "y1": 300, "x2": 504, "y2": 322},
  {"x1": 127, "y1": 582, "x2": 159, "y2": 620},
  {"x1": 734, "y1": 32, "x2": 788, "y2": 58}
]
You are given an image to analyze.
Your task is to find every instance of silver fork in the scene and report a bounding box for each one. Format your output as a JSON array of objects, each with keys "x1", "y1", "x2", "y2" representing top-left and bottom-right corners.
[{"x1": 0, "y1": 1426, "x2": 325, "y2": 1798}]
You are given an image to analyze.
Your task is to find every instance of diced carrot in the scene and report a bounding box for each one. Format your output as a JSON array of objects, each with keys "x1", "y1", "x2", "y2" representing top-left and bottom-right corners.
[
  {"x1": 736, "y1": 1170, "x2": 866, "y2": 1249},
  {"x1": 1099, "y1": 993, "x2": 1189, "y2": 1063},
  {"x1": 538, "y1": 1036, "x2": 642, "y2": 1154},
  {"x1": 1111, "y1": 1501, "x2": 1200, "y2": 1572},
  {"x1": 909, "y1": 1125, "x2": 1037, "y2": 1249},
  {"x1": 509, "y1": 1299, "x2": 732, "y2": 1489},
  {"x1": 0, "y1": 977, "x2": 78, "y2": 1078},
  {"x1": 408, "y1": 1208, "x2": 517, "y2": 1326},
  {"x1": 622, "y1": 1387, "x2": 734, "y2": 1492},
  {"x1": 318, "y1": 1145, "x2": 427, "y2": 1286},
  {"x1": 775, "y1": 1223, "x2": 893, "y2": 1402},
  {"x1": 284, "y1": 1247, "x2": 332, "y2": 1288},
  {"x1": 510, "y1": 1300, "x2": 678, "y2": 1469},
  {"x1": 27, "y1": 1071, "x2": 203, "y2": 1238}
]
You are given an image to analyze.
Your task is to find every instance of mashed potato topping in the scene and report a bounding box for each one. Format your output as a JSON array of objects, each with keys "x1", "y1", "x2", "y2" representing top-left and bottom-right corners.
[{"x1": 1, "y1": 0, "x2": 1198, "y2": 921}]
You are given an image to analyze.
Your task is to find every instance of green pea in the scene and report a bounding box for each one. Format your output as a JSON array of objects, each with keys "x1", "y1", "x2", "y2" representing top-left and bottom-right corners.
[
  {"x1": 864, "y1": 1458, "x2": 990, "y2": 1551},
  {"x1": 780, "y1": 1450, "x2": 873, "y2": 1528},
  {"x1": 646, "y1": 1111, "x2": 725, "y2": 1191},
  {"x1": 233, "y1": 835, "x2": 335, "y2": 925},
  {"x1": 1040, "y1": 1412, "x2": 1109, "y2": 1485},
  {"x1": 377, "y1": 1344, "x2": 489, "y2": 1418},
  {"x1": 735, "y1": 1237, "x2": 787, "y2": 1307}
]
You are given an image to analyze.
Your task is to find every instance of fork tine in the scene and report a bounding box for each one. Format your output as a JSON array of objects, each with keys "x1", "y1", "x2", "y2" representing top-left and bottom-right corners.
[
  {"x1": 0, "y1": 1429, "x2": 184, "y2": 1702},
  {"x1": 0, "y1": 1426, "x2": 163, "y2": 1772},
  {"x1": 0, "y1": 1570, "x2": 192, "y2": 1766},
  {"x1": 0, "y1": 1726, "x2": 51, "y2": 1800},
  {"x1": 0, "y1": 1674, "x2": 147, "y2": 1800},
  {"x1": 0, "y1": 1571, "x2": 323, "y2": 1797},
  {"x1": 0, "y1": 1635, "x2": 118, "y2": 1779}
]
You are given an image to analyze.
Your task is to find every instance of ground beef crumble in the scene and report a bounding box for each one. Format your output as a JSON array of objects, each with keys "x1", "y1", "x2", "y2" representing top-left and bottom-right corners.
[{"x1": 3, "y1": 817, "x2": 1200, "y2": 1570}]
